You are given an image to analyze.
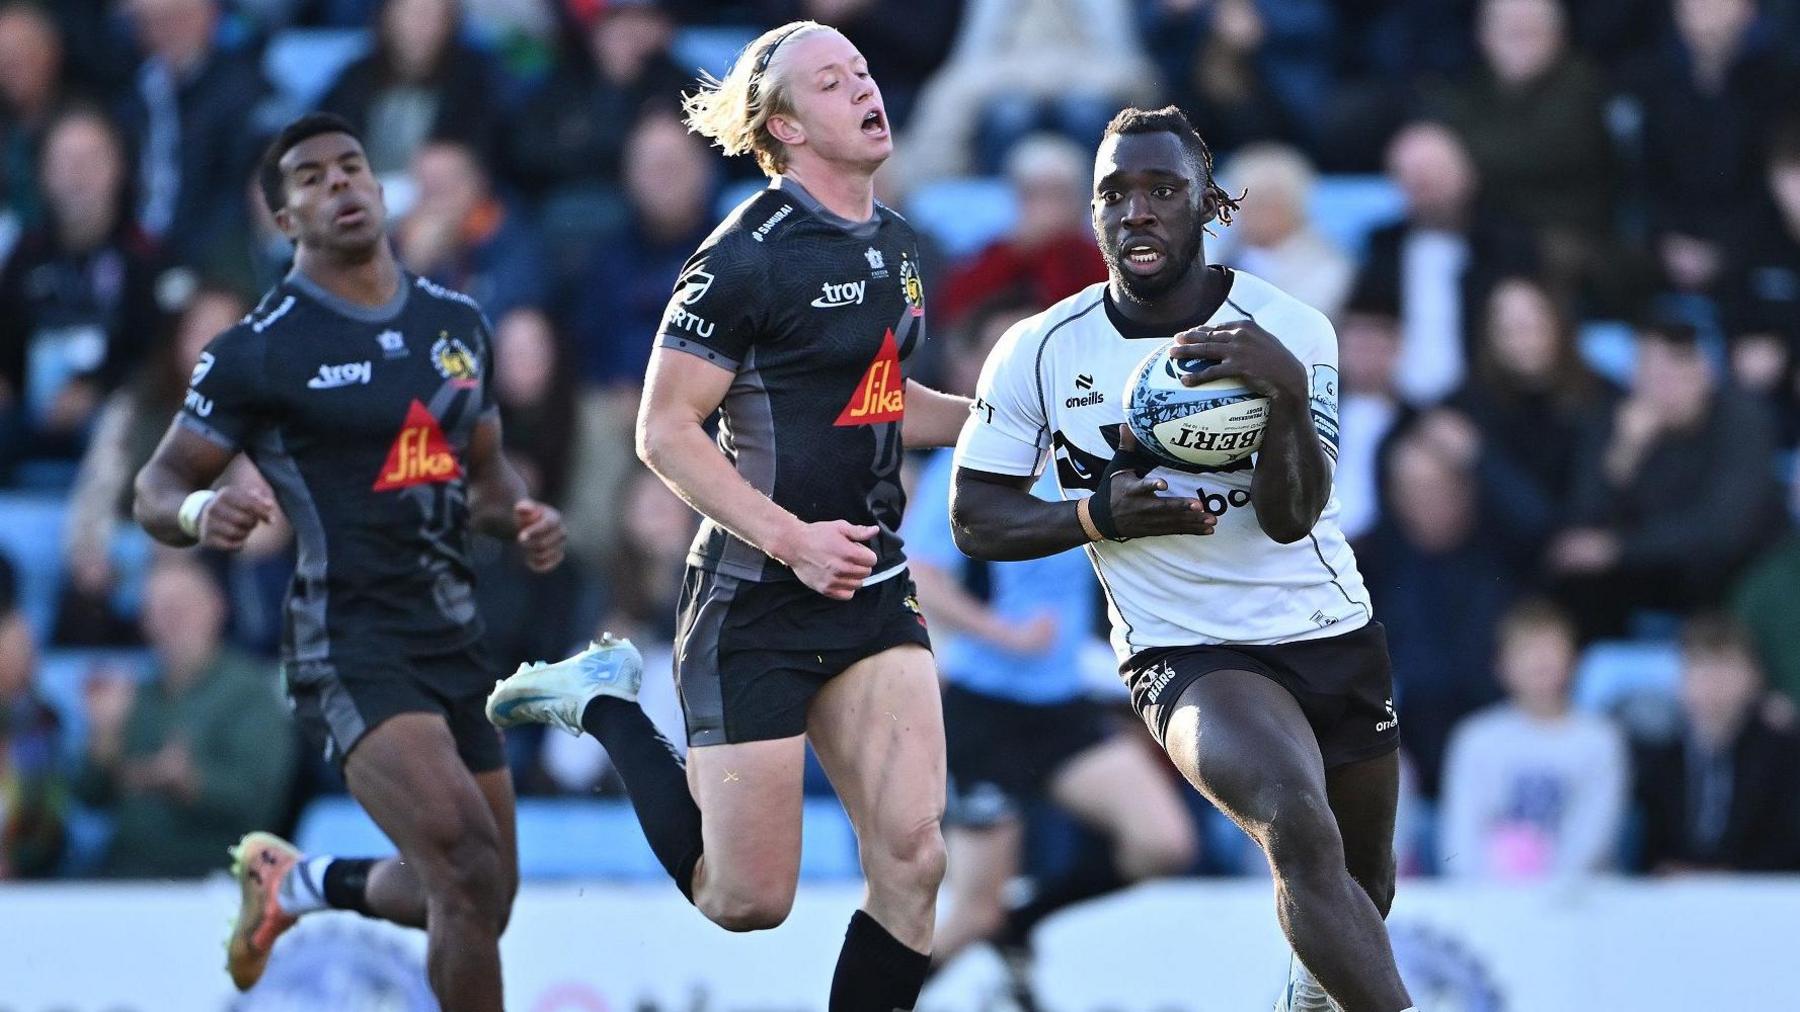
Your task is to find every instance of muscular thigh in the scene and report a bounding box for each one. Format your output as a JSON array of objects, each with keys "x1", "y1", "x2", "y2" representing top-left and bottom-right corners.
[
  {"x1": 1160, "y1": 668, "x2": 1328, "y2": 838},
  {"x1": 686, "y1": 735, "x2": 808, "y2": 898},
  {"x1": 344, "y1": 712, "x2": 501, "y2": 867},
  {"x1": 473, "y1": 768, "x2": 518, "y2": 905},
  {"x1": 806, "y1": 644, "x2": 945, "y2": 846}
]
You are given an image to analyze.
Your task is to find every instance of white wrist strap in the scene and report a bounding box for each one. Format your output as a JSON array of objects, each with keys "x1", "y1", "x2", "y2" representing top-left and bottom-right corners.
[{"x1": 178, "y1": 490, "x2": 217, "y2": 538}]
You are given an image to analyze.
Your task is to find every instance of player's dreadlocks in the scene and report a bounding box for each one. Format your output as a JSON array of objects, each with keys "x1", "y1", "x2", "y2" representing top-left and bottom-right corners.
[{"x1": 1101, "y1": 106, "x2": 1243, "y2": 229}]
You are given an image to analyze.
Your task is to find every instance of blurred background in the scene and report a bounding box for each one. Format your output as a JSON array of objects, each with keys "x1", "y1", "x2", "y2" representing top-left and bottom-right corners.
[{"x1": 2, "y1": 0, "x2": 1799, "y2": 1008}]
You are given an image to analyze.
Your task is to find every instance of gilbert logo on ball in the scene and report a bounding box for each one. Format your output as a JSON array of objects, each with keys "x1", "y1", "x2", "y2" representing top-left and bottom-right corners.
[{"x1": 1125, "y1": 339, "x2": 1269, "y2": 469}]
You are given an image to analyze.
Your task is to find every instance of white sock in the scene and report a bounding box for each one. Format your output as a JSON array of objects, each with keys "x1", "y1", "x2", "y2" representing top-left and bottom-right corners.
[{"x1": 276, "y1": 855, "x2": 334, "y2": 915}]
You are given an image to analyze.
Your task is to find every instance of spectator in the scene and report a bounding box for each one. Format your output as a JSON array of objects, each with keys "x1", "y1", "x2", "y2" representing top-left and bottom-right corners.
[
  {"x1": 58, "y1": 286, "x2": 246, "y2": 646},
  {"x1": 1720, "y1": 116, "x2": 1800, "y2": 441},
  {"x1": 1552, "y1": 321, "x2": 1783, "y2": 640},
  {"x1": 1440, "y1": 599, "x2": 1629, "y2": 879},
  {"x1": 1732, "y1": 524, "x2": 1800, "y2": 706},
  {"x1": 320, "y1": 0, "x2": 499, "y2": 176},
  {"x1": 1438, "y1": 276, "x2": 1613, "y2": 576},
  {"x1": 0, "y1": 583, "x2": 65, "y2": 878},
  {"x1": 939, "y1": 133, "x2": 1105, "y2": 325},
  {"x1": 492, "y1": 306, "x2": 577, "y2": 508},
  {"x1": 756, "y1": 0, "x2": 960, "y2": 130},
  {"x1": 73, "y1": 555, "x2": 294, "y2": 879},
  {"x1": 506, "y1": 0, "x2": 688, "y2": 195},
  {"x1": 1358, "y1": 432, "x2": 1511, "y2": 797},
  {"x1": 1623, "y1": 0, "x2": 1800, "y2": 297},
  {"x1": 1143, "y1": 0, "x2": 1335, "y2": 154},
  {"x1": 570, "y1": 111, "x2": 714, "y2": 387},
  {"x1": 1631, "y1": 614, "x2": 1800, "y2": 872},
  {"x1": 0, "y1": 2, "x2": 66, "y2": 237},
  {"x1": 1213, "y1": 142, "x2": 1353, "y2": 317},
  {"x1": 116, "y1": 0, "x2": 270, "y2": 264},
  {"x1": 1333, "y1": 281, "x2": 1413, "y2": 543},
  {"x1": 1354, "y1": 121, "x2": 1537, "y2": 406},
  {"x1": 396, "y1": 138, "x2": 547, "y2": 322},
  {"x1": 900, "y1": 0, "x2": 1157, "y2": 183},
  {"x1": 0, "y1": 106, "x2": 177, "y2": 480},
  {"x1": 1435, "y1": 0, "x2": 1614, "y2": 260}
]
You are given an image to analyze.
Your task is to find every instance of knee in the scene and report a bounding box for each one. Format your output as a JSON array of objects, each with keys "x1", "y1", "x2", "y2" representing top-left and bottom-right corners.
[
  {"x1": 864, "y1": 817, "x2": 947, "y2": 897},
  {"x1": 698, "y1": 883, "x2": 796, "y2": 933},
  {"x1": 415, "y1": 819, "x2": 506, "y2": 925},
  {"x1": 1348, "y1": 847, "x2": 1397, "y2": 915},
  {"x1": 1260, "y1": 792, "x2": 1345, "y2": 883}
]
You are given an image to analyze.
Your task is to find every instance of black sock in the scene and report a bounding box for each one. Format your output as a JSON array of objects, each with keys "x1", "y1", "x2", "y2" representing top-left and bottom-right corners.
[
  {"x1": 582, "y1": 696, "x2": 704, "y2": 901},
  {"x1": 829, "y1": 909, "x2": 930, "y2": 1012},
  {"x1": 322, "y1": 857, "x2": 378, "y2": 917},
  {"x1": 997, "y1": 849, "x2": 1125, "y2": 949}
]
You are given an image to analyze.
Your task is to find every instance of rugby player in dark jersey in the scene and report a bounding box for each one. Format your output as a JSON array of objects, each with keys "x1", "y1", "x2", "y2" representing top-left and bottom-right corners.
[
  {"x1": 133, "y1": 113, "x2": 564, "y2": 1012},
  {"x1": 485, "y1": 21, "x2": 968, "y2": 1011}
]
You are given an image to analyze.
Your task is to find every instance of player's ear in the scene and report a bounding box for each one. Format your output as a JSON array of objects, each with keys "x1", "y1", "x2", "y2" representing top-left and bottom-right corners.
[
  {"x1": 766, "y1": 112, "x2": 804, "y2": 148},
  {"x1": 273, "y1": 205, "x2": 298, "y2": 240},
  {"x1": 1198, "y1": 186, "x2": 1220, "y2": 226}
]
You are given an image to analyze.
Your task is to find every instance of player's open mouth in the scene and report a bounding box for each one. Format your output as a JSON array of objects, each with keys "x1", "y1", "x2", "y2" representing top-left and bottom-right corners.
[
  {"x1": 861, "y1": 109, "x2": 887, "y2": 138},
  {"x1": 1121, "y1": 240, "x2": 1165, "y2": 275},
  {"x1": 335, "y1": 205, "x2": 367, "y2": 226}
]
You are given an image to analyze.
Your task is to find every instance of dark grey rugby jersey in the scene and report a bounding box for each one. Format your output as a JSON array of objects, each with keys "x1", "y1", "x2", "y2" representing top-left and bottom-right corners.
[
  {"x1": 179, "y1": 271, "x2": 496, "y2": 663},
  {"x1": 656, "y1": 177, "x2": 928, "y2": 583}
]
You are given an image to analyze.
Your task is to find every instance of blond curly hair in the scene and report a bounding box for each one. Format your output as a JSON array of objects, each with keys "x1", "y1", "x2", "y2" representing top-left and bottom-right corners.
[{"x1": 681, "y1": 21, "x2": 835, "y2": 177}]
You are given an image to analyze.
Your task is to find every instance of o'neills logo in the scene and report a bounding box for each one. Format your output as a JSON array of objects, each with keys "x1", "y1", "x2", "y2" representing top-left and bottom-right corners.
[
  {"x1": 835, "y1": 329, "x2": 905, "y2": 426},
  {"x1": 374, "y1": 400, "x2": 461, "y2": 490}
]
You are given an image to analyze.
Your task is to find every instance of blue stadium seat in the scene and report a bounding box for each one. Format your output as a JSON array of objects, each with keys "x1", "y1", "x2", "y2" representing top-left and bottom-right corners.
[
  {"x1": 672, "y1": 26, "x2": 760, "y2": 80},
  {"x1": 0, "y1": 493, "x2": 68, "y2": 639},
  {"x1": 1307, "y1": 175, "x2": 1404, "y2": 258},
  {"x1": 263, "y1": 29, "x2": 370, "y2": 112},
  {"x1": 1573, "y1": 639, "x2": 1682, "y2": 713},
  {"x1": 1579, "y1": 320, "x2": 1636, "y2": 386},
  {"x1": 294, "y1": 796, "x2": 863, "y2": 881},
  {"x1": 907, "y1": 178, "x2": 1016, "y2": 262},
  {"x1": 36, "y1": 649, "x2": 156, "y2": 768}
]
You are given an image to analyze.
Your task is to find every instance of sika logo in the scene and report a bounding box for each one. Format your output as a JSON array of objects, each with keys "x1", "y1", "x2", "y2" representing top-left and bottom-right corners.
[
  {"x1": 835, "y1": 329, "x2": 905, "y2": 426},
  {"x1": 373, "y1": 400, "x2": 461, "y2": 491}
]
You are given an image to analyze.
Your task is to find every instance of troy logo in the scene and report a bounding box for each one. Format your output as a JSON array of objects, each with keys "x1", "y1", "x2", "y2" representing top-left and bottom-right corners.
[
  {"x1": 373, "y1": 400, "x2": 461, "y2": 491},
  {"x1": 835, "y1": 329, "x2": 905, "y2": 426}
]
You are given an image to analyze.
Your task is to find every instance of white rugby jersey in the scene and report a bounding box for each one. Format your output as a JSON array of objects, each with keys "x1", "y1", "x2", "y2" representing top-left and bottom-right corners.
[{"x1": 953, "y1": 268, "x2": 1372, "y2": 662}]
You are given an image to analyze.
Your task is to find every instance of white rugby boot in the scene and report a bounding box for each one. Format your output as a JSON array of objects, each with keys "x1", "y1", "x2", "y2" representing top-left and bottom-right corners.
[
  {"x1": 485, "y1": 633, "x2": 643, "y2": 736},
  {"x1": 1274, "y1": 953, "x2": 1340, "y2": 1012}
]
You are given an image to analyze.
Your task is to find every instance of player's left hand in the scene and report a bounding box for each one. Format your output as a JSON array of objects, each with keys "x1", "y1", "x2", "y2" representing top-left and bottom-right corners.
[
  {"x1": 514, "y1": 499, "x2": 566, "y2": 573},
  {"x1": 1168, "y1": 322, "x2": 1307, "y2": 401}
]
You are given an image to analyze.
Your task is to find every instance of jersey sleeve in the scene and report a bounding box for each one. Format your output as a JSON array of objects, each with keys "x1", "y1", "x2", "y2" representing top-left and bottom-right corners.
[
  {"x1": 178, "y1": 326, "x2": 266, "y2": 451},
  {"x1": 654, "y1": 240, "x2": 766, "y2": 371},
  {"x1": 1297, "y1": 311, "x2": 1341, "y2": 467},
  {"x1": 952, "y1": 317, "x2": 1049, "y2": 477}
]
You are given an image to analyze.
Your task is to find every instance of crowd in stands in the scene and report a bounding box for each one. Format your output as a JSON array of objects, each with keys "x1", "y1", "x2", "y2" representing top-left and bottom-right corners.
[{"x1": 2, "y1": 0, "x2": 1799, "y2": 884}]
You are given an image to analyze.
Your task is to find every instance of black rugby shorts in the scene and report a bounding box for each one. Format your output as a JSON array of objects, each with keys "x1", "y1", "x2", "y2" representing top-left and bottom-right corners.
[
  {"x1": 673, "y1": 566, "x2": 933, "y2": 747},
  {"x1": 285, "y1": 642, "x2": 506, "y2": 773},
  {"x1": 1121, "y1": 621, "x2": 1399, "y2": 769}
]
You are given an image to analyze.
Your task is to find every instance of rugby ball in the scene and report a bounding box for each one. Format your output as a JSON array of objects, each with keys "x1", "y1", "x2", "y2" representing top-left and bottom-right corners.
[{"x1": 1125, "y1": 340, "x2": 1269, "y2": 468}]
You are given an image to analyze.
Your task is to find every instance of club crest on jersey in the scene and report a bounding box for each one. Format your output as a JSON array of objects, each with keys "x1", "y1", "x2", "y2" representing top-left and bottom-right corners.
[
  {"x1": 376, "y1": 329, "x2": 408, "y2": 359},
  {"x1": 374, "y1": 400, "x2": 461, "y2": 491},
  {"x1": 900, "y1": 254, "x2": 924, "y2": 317},
  {"x1": 864, "y1": 246, "x2": 889, "y2": 277},
  {"x1": 835, "y1": 329, "x2": 905, "y2": 426},
  {"x1": 430, "y1": 333, "x2": 480, "y2": 388}
]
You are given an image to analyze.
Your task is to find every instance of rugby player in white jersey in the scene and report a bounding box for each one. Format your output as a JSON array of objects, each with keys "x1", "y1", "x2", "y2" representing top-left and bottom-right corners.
[{"x1": 949, "y1": 106, "x2": 1416, "y2": 1012}]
